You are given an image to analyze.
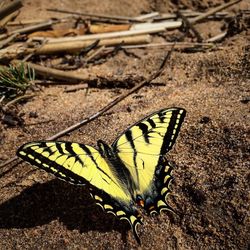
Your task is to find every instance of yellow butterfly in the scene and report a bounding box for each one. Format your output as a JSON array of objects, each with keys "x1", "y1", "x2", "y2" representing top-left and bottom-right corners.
[{"x1": 17, "y1": 107, "x2": 186, "y2": 244}]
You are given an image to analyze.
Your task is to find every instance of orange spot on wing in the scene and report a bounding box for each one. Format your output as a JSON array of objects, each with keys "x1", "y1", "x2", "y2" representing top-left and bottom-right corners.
[{"x1": 137, "y1": 199, "x2": 145, "y2": 207}]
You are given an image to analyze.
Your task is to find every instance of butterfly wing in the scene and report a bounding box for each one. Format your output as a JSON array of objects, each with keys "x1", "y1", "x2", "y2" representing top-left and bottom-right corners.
[
  {"x1": 112, "y1": 107, "x2": 186, "y2": 214},
  {"x1": 17, "y1": 141, "x2": 142, "y2": 243}
]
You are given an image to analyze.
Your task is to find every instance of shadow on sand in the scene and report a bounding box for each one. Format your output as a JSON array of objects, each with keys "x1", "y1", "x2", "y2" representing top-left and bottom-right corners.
[{"x1": 0, "y1": 179, "x2": 130, "y2": 239}]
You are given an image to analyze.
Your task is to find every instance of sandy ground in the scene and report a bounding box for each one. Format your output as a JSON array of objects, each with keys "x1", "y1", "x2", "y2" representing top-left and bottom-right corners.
[{"x1": 0, "y1": 0, "x2": 249, "y2": 249}]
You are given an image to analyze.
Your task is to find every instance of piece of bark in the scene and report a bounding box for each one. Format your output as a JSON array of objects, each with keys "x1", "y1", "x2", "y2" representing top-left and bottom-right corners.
[{"x1": 88, "y1": 23, "x2": 131, "y2": 34}]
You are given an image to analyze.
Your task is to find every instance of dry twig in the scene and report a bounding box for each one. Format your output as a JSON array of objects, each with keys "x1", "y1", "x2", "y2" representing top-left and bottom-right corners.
[
  {"x1": 105, "y1": 42, "x2": 214, "y2": 50},
  {"x1": 3, "y1": 94, "x2": 35, "y2": 109},
  {"x1": 35, "y1": 35, "x2": 151, "y2": 54},
  {"x1": 154, "y1": 11, "x2": 229, "y2": 21},
  {"x1": 64, "y1": 84, "x2": 88, "y2": 92},
  {"x1": 12, "y1": 60, "x2": 89, "y2": 83},
  {"x1": 84, "y1": 45, "x2": 106, "y2": 63},
  {"x1": 190, "y1": 0, "x2": 242, "y2": 24},
  {"x1": 206, "y1": 32, "x2": 227, "y2": 42},
  {"x1": 0, "y1": 33, "x2": 18, "y2": 49},
  {"x1": 0, "y1": 35, "x2": 150, "y2": 59},
  {"x1": 134, "y1": 12, "x2": 160, "y2": 21}
]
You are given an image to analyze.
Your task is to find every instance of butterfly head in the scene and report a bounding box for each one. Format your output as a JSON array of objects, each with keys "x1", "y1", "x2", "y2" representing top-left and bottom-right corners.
[{"x1": 97, "y1": 140, "x2": 115, "y2": 159}]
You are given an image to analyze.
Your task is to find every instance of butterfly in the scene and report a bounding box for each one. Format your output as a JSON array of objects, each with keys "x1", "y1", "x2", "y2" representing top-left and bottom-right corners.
[{"x1": 17, "y1": 107, "x2": 186, "y2": 244}]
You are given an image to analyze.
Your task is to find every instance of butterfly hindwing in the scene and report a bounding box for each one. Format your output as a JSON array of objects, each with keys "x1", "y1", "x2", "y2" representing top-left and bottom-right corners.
[
  {"x1": 143, "y1": 157, "x2": 174, "y2": 215},
  {"x1": 112, "y1": 108, "x2": 186, "y2": 213},
  {"x1": 89, "y1": 188, "x2": 143, "y2": 244}
]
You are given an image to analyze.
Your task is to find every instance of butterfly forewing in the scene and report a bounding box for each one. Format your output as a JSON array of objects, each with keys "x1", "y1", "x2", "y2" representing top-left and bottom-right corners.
[{"x1": 112, "y1": 108, "x2": 186, "y2": 199}]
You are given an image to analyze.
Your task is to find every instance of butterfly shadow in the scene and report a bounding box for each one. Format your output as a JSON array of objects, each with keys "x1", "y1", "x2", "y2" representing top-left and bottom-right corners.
[{"x1": 0, "y1": 179, "x2": 130, "y2": 241}]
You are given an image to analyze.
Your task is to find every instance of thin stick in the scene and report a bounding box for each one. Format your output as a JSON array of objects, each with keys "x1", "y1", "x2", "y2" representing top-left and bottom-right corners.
[
  {"x1": 0, "y1": 33, "x2": 18, "y2": 49},
  {"x1": 206, "y1": 32, "x2": 227, "y2": 42},
  {"x1": 105, "y1": 42, "x2": 214, "y2": 49},
  {"x1": 22, "y1": 37, "x2": 50, "y2": 62},
  {"x1": 84, "y1": 45, "x2": 106, "y2": 62},
  {"x1": 134, "y1": 12, "x2": 160, "y2": 21},
  {"x1": 190, "y1": 0, "x2": 242, "y2": 24},
  {"x1": 3, "y1": 94, "x2": 35, "y2": 109},
  {"x1": 0, "y1": 95, "x2": 5, "y2": 103},
  {"x1": 154, "y1": 11, "x2": 229, "y2": 21},
  {"x1": 0, "y1": 47, "x2": 174, "y2": 170},
  {"x1": 47, "y1": 8, "x2": 142, "y2": 22}
]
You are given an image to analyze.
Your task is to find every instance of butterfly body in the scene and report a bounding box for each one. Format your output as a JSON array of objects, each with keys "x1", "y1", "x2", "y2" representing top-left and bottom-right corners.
[
  {"x1": 97, "y1": 139, "x2": 135, "y2": 195},
  {"x1": 17, "y1": 107, "x2": 186, "y2": 244}
]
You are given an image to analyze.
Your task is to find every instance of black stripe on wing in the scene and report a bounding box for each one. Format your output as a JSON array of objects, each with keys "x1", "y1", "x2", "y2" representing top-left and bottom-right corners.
[
  {"x1": 124, "y1": 130, "x2": 140, "y2": 184},
  {"x1": 17, "y1": 141, "x2": 91, "y2": 185},
  {"x1": 159, "y1": 108, "x2": 186, "y2": 155}
]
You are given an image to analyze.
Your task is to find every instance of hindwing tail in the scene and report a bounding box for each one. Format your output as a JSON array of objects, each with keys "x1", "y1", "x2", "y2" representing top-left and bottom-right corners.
[
  {"x1": 145, "y1": 158, "x2": 174, "y2": 215},
  {"x1": 90, "y1": 189, "x2": 143, "y2": 244}
]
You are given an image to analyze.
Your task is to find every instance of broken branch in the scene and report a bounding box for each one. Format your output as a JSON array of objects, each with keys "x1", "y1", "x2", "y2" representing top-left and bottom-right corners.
[
  {"x1": 0, "y1": 0, "x2": 22, "y2": 20},
  {"x1": 190, "y1": 0, "x2": 242, "y2": 24}
]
